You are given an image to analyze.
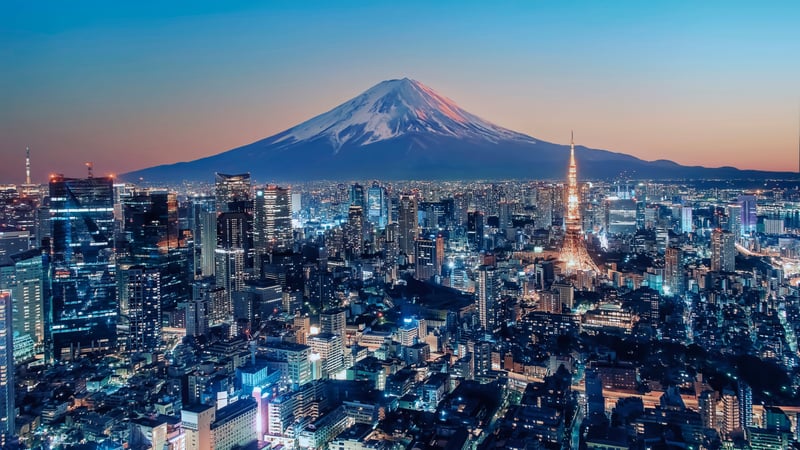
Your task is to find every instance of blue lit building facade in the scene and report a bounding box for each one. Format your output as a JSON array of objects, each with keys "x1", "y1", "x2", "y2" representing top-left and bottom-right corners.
[{"x1": 48, "y1": 176, "x2": 117, "y2": 361}]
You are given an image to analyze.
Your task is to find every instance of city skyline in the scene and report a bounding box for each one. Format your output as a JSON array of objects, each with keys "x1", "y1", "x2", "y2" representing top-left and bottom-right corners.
[
  {"x1": 3, "y1": 1, "x2": 800, "y2": 183},
  {"x1": 3, "y1": 142, "x2": 800, "y2": 447}
]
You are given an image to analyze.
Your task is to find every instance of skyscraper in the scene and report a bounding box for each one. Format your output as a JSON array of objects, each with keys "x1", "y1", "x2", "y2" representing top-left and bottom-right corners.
[
  {"x1": 215, "y1": 173, "x2": 251, "y2": 214},
  {"x1": 398, "y1": 195, "x2": 418, "y2": 261},
  {"x1": 215, "y1": 247, "x2": 244, "y2": 313},
  {"x1": 726, "y1": 204, "x2": 742, "y2": 236},
  {"x1": 253, "y1": 185, "x2": 292, "y2": 256},
  {"x1": 366, "y1": 182, "x2": 387, "y2": 229},
  {"x1": 117, "y1": 189, "x2": 189, "y2": 313},
  {"x1": 467, "y1": 211, "x2": 484, "y2": 250},
  {"x1": 664, "y1": 247, "x2": 685, "y2": 297},
  {"x1": 434, "y1": 234, "x2": 445, "y2": 277},
  {"x1": 559, "y1": 133, "x2": 598, "y2": 273},
  {"x1": 186, "y1": 283, "x2": 211, "y2": 337},
  {"x1": 216, "y1": 212, "x2": 249, "y2": 304},
  {"x1": 349, "y1": 183, "x2": 366, "y2": 209},
  {"x1": 711, "y1": 229, "x2": 736, "y2": 272},
  {"x1": 738, "y1": 194, "x2": 757, "y2": 235},
  {"x1": 0, "y1": 290, "x2": 13, "y2": 436},
  {"x1": 414, "y1": 238, "x2": 436, "y2": 281},
  {"x1": 680, "y1": 205, "x2": 693, "y2": 234},
  {"x1": 127, "y1": 266, "x2": 162, "y2": 353},
  {"x1": 476, "y1": 265, "x2": 499, "y2": 333},
  {"x1": 4, "y1": 250, "x2": 45, "y2": 349},
  {"x1": 344, "y1": 205, "x2": 364, "y2": 260},
  {"x1": 189, "y1": 196, "x2": 217, "y2": 278},
  {"x1": 120, "y1": 190, "x2": 180, "y2": 256},
  {"x1": 48, "y1": 175, "x2": 117, "y2": 360}
]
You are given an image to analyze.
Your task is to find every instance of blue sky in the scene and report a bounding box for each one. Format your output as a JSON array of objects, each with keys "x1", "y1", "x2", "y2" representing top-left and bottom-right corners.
[{"x1": 2, "y1": 1, "x2": 799, "y2": 181}]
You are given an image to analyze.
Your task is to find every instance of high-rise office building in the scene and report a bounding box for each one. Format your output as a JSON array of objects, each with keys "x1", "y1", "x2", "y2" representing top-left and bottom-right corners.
[
  {"x1": 0, "y1": 290, "x2": 13, "y2": 436},
  {"x1": 118, "y1": 189, "x2": 189, "y2": 312},
  {"x1": 344, "y1": 205, "x2": 364, "y2": 260},
  {"x1": 664, "y1": 247, "x2": 685, "y2": 297},
  {"x1": 217, "y1": 212, "x2": 249, "y2": 250},
  {"x1": 349, "y1": 183, "x2": 366, "y2": 209},
  {"x1": 476, "y1": 265, "x2": 500, "y2": 333},
  {"x1": 127, "y1": 266, "x2": 162, "y2": 353},
  {"x1": 726, "y1": 204, "x2": 742, "y2": 236},
  {"x1": 711, "y1": 229, "x2": 736, "y2": 272},
  {"x1": 215, "y1": 173, "x2": 251, "y2": 214},
  {"x1": 434, "y1": 234, "x2": 445, "y2": 277},
  {"x1": 216, "y1": 212, "x2": 249, "y2": 311},
  {"x1": 467, "y1": 211, "x2": 484, "y2": 250},
  {"x1": 366, "y1": 182, "x2": 387, "y2": 229},
  {"x1": 414, "y1": 238, "x2": 436, "y2": 281},
  {"x1": 397, "y1": 195, "x2": 418, "y2": 261},
  {"x1": 738, "y1": 195, "x2": 757, "y2": 235},
  {"x1": 189, "y1": 196, "x2": 216, "y2": 278},
  {"x1": 120, "y1": 189, "x2": 180, "y2": 257},
  {"x1": 680, "y1": 205, "x2": 693, "y2": 234},
  {"x1": 253, "y1": 185, "x2": 292, "y2": 256},
  {"x1": 186, "y1": 284, "x2": 210, "y2": 338},
  {"x1": 215, "y1": 248, "x2": 245, "y2": 309},
  {"x1": 7, "y1": 250, "x2": 44, "y2": 347},
  {"x1": 48, "y1": 175, "x2": 117, "y2": 361}
]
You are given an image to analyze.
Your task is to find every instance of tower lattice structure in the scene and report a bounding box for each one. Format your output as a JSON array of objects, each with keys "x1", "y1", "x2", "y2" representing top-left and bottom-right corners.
[{"x1": 560, "y1": 133, "x2": 599, "y2": 273}]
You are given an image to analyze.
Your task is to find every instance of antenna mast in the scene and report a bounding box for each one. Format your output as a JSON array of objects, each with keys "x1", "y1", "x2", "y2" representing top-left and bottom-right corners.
[
  {"x1": 25, "y1": 146, "x2": 31, "y2": 185},
  {"x1": 86, "y1": 162, "x2": 94, "y2": 179}
]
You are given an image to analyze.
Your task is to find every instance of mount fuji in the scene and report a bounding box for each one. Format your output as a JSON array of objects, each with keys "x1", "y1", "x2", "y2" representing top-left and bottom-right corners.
[{"x1": 124, "y1": 78, "x2": 791, "y2": 182}]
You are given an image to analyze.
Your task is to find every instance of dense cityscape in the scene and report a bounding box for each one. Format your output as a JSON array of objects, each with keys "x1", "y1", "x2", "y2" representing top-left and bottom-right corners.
[{"x1": 1, "y1": 141, "x2": 800, "y2": 450}]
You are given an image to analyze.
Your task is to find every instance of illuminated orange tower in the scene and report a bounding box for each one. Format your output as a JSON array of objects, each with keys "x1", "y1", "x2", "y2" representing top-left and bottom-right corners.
[{"x1": 560, "y1": 132, "x2": 599, "y2": 273}]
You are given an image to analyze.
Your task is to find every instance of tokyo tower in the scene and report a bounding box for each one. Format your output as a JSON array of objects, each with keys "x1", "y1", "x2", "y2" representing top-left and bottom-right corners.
[{"x1": 560, "y1": 132, "x2": 599, "y2": 273}]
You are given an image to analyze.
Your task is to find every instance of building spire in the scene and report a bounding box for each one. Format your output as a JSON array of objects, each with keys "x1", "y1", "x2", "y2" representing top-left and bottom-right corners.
[
  {"x1": 25, "y1": 146, "x2": 31, "y2": 185},
  {"x1": 570, "y1": 130, "x2": 575, "y2": 165}
]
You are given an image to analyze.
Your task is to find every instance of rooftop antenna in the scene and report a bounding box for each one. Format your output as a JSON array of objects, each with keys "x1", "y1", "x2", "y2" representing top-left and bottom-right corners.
[
  {"x1": 86, "y1": 161, "x2": 94, "y2": 179},
  {"x1": 25, "y1": 146, "x2": 31, "y2": 185}
]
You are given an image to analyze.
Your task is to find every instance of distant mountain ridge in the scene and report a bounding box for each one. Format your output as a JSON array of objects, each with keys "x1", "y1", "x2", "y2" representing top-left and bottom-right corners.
[{"x1": 123, "y1": 78, "x2": 796, "y2": 182}]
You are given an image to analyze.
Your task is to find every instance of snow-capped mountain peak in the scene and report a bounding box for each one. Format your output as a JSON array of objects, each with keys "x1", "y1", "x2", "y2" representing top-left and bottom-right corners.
[{"x1": 272, "y1": 78, "x2": 536, "y2": 150}]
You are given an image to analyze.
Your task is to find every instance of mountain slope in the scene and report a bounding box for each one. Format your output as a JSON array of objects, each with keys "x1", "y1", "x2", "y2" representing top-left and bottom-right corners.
[{"x1": 123, "y1": 78, "x2": 794, "y2": 182}]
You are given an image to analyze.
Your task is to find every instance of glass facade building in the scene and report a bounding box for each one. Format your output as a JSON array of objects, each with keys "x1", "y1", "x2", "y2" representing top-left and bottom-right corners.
[{"x1": 48, "y1": 176, "x2": 116, "y2": 360}]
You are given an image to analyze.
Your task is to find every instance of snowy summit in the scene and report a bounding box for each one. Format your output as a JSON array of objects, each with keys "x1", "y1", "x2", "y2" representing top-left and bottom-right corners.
[{"x1": 270, "y1": 78, "x2": 536, "y2": 150}]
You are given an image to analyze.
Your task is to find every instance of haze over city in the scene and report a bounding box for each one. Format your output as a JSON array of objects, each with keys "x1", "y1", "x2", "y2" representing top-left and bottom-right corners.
[{"x1": 2, "y1": 1, "x2": 800, "y2": 183}]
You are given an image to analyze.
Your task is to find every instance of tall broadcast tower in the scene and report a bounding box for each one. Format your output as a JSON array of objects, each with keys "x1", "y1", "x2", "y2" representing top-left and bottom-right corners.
[
  {"x1": 560, "y1": 132, "x2": 599, "y2": 273},
  {"x1": 25, "y1": 146, "x2": 31, "y2": 185}
]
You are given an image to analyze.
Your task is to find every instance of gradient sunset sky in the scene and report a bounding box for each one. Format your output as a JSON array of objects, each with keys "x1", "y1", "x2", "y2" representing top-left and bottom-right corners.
[{"x1": 2, "y1": 1, "x2": 799, "y2": 183}]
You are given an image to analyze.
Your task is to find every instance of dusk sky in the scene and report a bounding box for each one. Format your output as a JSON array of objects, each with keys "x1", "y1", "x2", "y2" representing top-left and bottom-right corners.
[{"x1": 2, "y1": 1, "x2": 799, "y2": 183}]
